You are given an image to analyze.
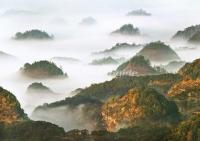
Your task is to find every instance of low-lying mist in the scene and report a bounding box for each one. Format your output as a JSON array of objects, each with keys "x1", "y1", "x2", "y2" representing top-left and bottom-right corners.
[{"x1": 0, "y1": 0, "x2": 200, "y2": 131}]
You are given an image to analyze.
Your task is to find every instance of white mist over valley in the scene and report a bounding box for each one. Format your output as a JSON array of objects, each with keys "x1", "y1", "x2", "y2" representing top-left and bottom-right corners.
[{"x1": 0, "y1": 0, "x2": 200, "y2": 131}]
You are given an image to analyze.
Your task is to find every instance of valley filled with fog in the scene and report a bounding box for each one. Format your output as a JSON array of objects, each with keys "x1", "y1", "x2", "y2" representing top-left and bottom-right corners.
[{"x1": 0, "y1": 0, "x2": 200, "y2": 128}]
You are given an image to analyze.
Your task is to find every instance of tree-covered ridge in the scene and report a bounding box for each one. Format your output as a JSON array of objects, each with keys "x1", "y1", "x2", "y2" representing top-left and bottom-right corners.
[
  {"x1": 172, "y1": 25, "x2": 200, "y2": 39},
  {"x1": 117, "y1": 55, "x2": 151, "y2": 70},
  {"x1": 94, "y1": 43, "x2": 140, "y2": 54},
  {"x1": 178, "y1": 58, "x2": 200, "y2": 79},
  {"x1": 111, "y1": 55, "x2": 166, "y2": 76},
  {"x1": 188, "y1": 31, "x2": 200, "y2": 43},
  {"x1": 137, "y1": 41, "x2": 180, "y2": 63},
  {"x1": 172, "y1": 24, "x2": 200, "y2": 43},
  {"x1": 21, "y1": 60, "x2": 67, "y2": 78},
  {"x1": 102, "y1": 88, "x2": 179, "y2": 131},
  {"x1": 31, "y1": 58, "x2": 200, "y2": 140},
  {"x1": 127, "y1": 9, "x2": 151, "y2": 16},
  {"x1": 166, "y1": 59, "x2": 200, "y2": 114},
  {"x1": 0, "y1": 87, "x2": 27, "y2": 124},
  {"x1": 36, "y1": 94, "x2": 102, "y2": 109},
  {"x1": 33, "y1": 95, "x2": 104, "y2": 131},
  {"x1": 27, "y1": 82, "x2": 54, "y2": 93},
  {"x1": 111, "y1": 24, "x2": 140, "y2": 36},
  {"x1": 167, "y1": 79, "x2": 200, "y2": 114},
  {"x1": 168, "y1": 115, "x2": 200, "y2": 141},
  {"x1": 14, "y1": 29, "x2": 53, "y2": 40},
  {"x1": 90, "y1": 57, "x2": 119, "y2": 65},
  {"x1": 0, "y1": 121, "x2": 65, "y2": 141},
  {"x1": 0, "y1": 87, "x2": 66, "y2": 141},
  {"x1": 74, "y1": 73, "x2": 181, "y2": 102},
  {"x1": 32, "y1": 73, "x2": 181, "y2": 133}
]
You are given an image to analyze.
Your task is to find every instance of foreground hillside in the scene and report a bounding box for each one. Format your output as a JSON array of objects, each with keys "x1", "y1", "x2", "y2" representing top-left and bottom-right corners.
[
  {"x1": 167, "y1": 58, "x2": 200, "y2": 115},
  {"x1": 0, "y1": 87, "x2": 65, "y2": 141},
  {"x1": 31, "y1": 58, "x2": 200, "y2": 141},
  {"x1": 1, "y1": 58, "x2": 200, "y2": 140},
  {"x1": 102, "y1": 88, "x2": 179, "y2": 131}
]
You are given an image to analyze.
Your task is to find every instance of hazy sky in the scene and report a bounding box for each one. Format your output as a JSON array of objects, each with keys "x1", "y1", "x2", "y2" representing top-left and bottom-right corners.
[{"x1": 0, "y1": 0, "x2": 199, "y2": 14}]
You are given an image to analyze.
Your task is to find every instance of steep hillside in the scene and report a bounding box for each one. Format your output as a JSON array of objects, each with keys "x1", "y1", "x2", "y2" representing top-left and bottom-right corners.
[
  {"x1": 101, "y1": 88, "x2": 179, "y2": 131},
  {"x1": 76, "y1": 73, "x2": 181, "y2": 101},
  {"x1": 178, "y1": 58, "x2": 200, "y2": 79},
  {"x1": 188, "y1": 31, "x2": 200, "y2": 43},
  {"x1": 172, "y1": 24, "x2": 200, "y2": 43},
  {"x1": 0, "y1": 87, "x2": 66, "y2": 141},
  {"x1": 26, "y1": 82, "x2": 54, "y2": 94},
  {"x1": 168, "y1": 115, "x2": 200, "y2": 141},
  {"x1": 167, "y1": 79, "x2": 200, "y2": 114},
  {"x1": 32, "y1": 95, "x2": 104, "y2": 131},
  {"x1": 167, "y1": 59, "x2": 200, "y2": 114},
  {"x1": 110, "y1": 55, "x2": 165, "y2": 76},
  {"x1": 21, "y1": 60, "x2": 67, "y2": 79},
  {"x1": 1, "y1": 121, "x2": 65, "y2": 141},
  {"x1": 137, "y1": 41, "x2": 180, "y2": 63},
  {"x1": 0, "y1": 87, "x2": 27, "y2": 124}
]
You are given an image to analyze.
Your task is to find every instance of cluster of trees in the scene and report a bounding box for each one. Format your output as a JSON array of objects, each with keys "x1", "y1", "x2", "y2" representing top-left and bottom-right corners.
[
  {"x1": 95, "y1": 43, "x2": 140, "y2": 54},
  {"x1": 0, "y1": 87, "x2": 28, "y2": 122},
  {"x1": 172, "y1": 24, "x2": 200, "y2": 44},
  {"x1": 31, "y1": 58, "x2": 200, "y2": 140},
  {"x1": 178, "y1": 58, "x2": 200, "y2": 79},
  {"x1": 14, "y1": 29, "x2": 53, "y2": 40},
  {"x1": 173, "y1": 25, "x2": 200, "y2": 39},
  {"x1": 27, "y1": 82, "x2": 54, "y2": 93},
  {"x1": 0, "y1": 121, "x2": 65, "y2": 141},
  {"x1": 90, "y1": 57, "x2": 119, "y2": 65},
  {"x1": 111, "y1": 24, "x2": 140, "y2": 36},
  {"x1": 101, "y1": 87, "x2": 180, "y2": 132},
  {"x1": 74, "y1": 73, "x2": 181, "y2": 101},
  {"x1": 111, "y1": 55, "x2": 166, "y2": 76},
  {"x1": 22, "y1": 60, "x2": 67, "y2": 78},
  {"x1": 137, "y1": 41, "x2": 180, "y2": 63}
]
